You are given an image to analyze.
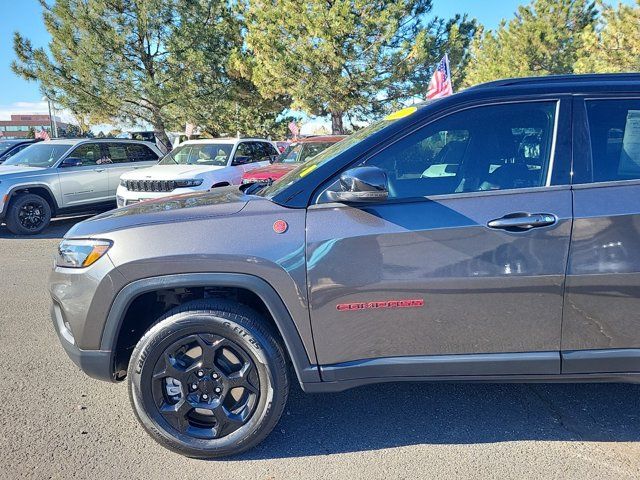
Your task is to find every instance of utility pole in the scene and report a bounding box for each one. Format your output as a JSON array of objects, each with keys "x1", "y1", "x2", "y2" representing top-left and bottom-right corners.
[{"x1": 43, "y1": 96, "x2": 59, "y2": 138}]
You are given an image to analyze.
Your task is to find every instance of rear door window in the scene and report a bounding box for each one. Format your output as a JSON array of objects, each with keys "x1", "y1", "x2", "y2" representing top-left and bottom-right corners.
[
  {"x1": 105, "y1": 143, "x2": 128, "y2": 163},
  {"x1": 585, "y1": 99, "x2": 640, "y2": 182},
  {"x1": 68, "y1": 143, "x2": 104, "y2": 166},
  {"x1": 126, "y1": 143, "x2": 158, "y2": 162}
]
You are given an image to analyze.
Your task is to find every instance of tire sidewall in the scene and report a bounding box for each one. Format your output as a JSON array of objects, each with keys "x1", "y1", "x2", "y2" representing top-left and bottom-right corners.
[
  {"x1": 128, "y1": 311, "x2": 283, "y2": 458},
  {"x1": 7, "y1": 194, "x2": 52, "y2": 235}
]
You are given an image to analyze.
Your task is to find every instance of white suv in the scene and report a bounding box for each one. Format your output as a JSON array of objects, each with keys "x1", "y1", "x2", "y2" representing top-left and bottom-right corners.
[{"x1": 116, "y1": 138, "x2": 278, "y2": 207}]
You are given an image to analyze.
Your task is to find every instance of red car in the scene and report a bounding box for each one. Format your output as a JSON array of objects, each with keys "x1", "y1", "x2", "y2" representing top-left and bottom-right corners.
[{"x1": 241, "y1": 135, "x2": 346, "y2": 184}]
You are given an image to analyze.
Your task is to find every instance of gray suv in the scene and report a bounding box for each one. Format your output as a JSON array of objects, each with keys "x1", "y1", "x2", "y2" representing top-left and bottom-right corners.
[
  {"x1": 0, "y1": 139, "x2": 161, "y2": 234},
  {"x1": 50, "y1": 74, "x2": 640, "y2": 458}
]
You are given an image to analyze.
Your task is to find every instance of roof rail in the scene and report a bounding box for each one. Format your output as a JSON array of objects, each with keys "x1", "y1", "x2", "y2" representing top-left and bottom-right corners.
[{"x1": 470, "y1": 73, "x2": 640, "y2": 90}]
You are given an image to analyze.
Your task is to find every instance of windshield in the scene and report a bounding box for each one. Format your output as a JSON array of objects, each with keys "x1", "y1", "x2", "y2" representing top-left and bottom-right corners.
[
  {"x1": 3, "y1": 144, "x2": 70, "y2": 168},
  {"x1": 258, "y1": 118, "x2": 392, "y2": 197},
  {"x1": 279, "y1": 142, "x2": 337, "y2": 164},
  {"x1": 159, "y1": 143, "x2": 233, "y2": 166}
]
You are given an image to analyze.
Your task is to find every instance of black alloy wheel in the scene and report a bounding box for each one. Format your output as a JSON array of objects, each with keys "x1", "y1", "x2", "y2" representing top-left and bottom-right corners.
[
  {"x1": 152, "y1": 333, "x2": 260, "y2": 440},
  {"x1": 18, "y1": 201, "x2": 47, "y2": 230}
]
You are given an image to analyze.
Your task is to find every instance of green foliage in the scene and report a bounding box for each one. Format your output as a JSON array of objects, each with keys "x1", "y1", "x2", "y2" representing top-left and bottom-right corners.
[
  {"x1": 12, "y1": 0, "x2": 285, "y2": 145},
  {"x1": 242, "y1": 0, "x2": 476, "y2": 133},
  {"x1": 463, "y1": 0, "x2": 597, "y2": 86},
  {"x1": 575, "y1": 0, "x2": 640, "y2": 73}
]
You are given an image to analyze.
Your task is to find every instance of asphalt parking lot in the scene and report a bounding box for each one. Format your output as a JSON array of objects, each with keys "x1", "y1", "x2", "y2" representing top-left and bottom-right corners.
[{"x1": 1, "y1": 218, "x2": 640, "y2": 479}]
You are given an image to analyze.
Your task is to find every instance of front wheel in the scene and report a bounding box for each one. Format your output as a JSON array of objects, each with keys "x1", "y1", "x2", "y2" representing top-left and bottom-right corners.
[
  {"x1": 5, "y1": 193, "x2": 52, "y2": 235},
  {"x1": 127, "y1": 300, "x2": 289, "y2": 458}
]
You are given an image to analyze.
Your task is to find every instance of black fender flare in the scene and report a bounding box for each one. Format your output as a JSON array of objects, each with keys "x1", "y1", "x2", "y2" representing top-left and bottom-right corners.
[
  {"x1": 102, "y1": 273, "x2": 320, "y2": 384},
  {"x1": 1, "y1": 183, "x2": 59, "y2": 217}
]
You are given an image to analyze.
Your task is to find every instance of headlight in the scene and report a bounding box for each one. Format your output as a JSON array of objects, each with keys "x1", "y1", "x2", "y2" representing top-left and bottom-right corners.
[
  {"x1": 174, "y1": 178, "x2": 204, "y2": 188},
  {"x1": 119, "y1": 179, "x2": 127, "y2": 187},
  {"x1": 56, "y1": 239, "x2": 113, "y2": 268}
]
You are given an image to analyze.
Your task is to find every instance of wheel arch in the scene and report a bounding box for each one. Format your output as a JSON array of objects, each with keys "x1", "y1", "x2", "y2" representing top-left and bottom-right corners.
[
  {"x1": 104, "y1": 273, "x2": 320, "y2": 385},
  {"x1": 2, "y1": 183, "x2": 59, "y2": 216}
]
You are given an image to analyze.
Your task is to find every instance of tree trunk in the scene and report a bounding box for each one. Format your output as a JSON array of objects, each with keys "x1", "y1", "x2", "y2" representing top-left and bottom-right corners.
[
  {"x1": 150, "y1": 109, "x2": 172, "y2": 153},
  {"x1": 331, "y1": 111, "x2": 344, "y2": 134}
]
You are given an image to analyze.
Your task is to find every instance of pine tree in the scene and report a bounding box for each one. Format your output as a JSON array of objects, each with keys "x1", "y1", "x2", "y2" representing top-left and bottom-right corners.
[
  {"x1": 12, "y1": 0, "x2": 281, "y2": 147},
  {"x1": 463, "y1": 0, "x2": 597, "y2": 86},
  {"x1": 575, "y1": 0, "x2": 640, "y2": 73},
  {"x1": 242, "y1": 0, "x2": 476, "y2": 134}
]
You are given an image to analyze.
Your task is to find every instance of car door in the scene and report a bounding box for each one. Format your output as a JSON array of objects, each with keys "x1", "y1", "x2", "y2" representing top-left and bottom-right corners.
[
  {"x1": 306, "y1": 98, "x2": 573, "y2": 380},
  {"x1": 57, "y1": 142, "x2": 111, "y2": 207},
  {"x1": 103, "y1": 143, "x2": 159, "y2": 195},
  {"x1": 562, "y1": 96, "x2": 640, "y2": 373}
]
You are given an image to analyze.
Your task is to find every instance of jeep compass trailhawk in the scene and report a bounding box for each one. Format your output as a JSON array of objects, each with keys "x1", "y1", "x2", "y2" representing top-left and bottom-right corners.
[{"x1": 51, "y1": 74, "x2": 640, "y2": 458}]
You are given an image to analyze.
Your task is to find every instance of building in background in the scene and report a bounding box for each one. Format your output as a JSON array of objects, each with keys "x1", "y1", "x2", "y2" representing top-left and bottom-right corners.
[{"x1": 0, "y1": 114, "x2": 72, "y2": 139}]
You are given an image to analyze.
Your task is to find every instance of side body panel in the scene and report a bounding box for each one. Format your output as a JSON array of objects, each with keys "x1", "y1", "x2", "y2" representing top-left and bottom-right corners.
[
  {"x1": 562, "y1": 96, "x2": 640, "y2": 373},
  {"x1": 307, "y1": 188, "x2": 572, "y2": 370},
  {"x1": 563, "y1": 182, "x2": 640, "y2": 361}
]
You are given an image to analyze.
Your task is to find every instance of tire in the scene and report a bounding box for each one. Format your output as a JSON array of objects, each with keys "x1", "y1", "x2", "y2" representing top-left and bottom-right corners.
[
  {"x1": 127, "y1": 300, "x2": 289, "y2": 458},
  {"x1": 5, "y1": 193, "x2": 52, "y2": 235}
]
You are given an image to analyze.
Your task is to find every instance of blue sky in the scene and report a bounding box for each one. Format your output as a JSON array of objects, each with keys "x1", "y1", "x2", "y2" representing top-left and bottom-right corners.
[{"x1": 0, "y1": 0, "x2": 633, "y2": 126}]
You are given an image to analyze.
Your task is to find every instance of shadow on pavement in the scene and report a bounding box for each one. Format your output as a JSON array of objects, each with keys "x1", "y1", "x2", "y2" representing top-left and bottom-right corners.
[
  {"x1": 240, "y1": 381, "x2": 640, "y2": 460},
  {"x1": 0, "y1": 215, "x2": 92, "y2": 240}
]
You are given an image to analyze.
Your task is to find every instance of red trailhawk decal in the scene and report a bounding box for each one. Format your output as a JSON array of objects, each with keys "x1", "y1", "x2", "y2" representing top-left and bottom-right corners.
[{"x1": 336, "y1": 299, "x2": 424, "y2": 311}]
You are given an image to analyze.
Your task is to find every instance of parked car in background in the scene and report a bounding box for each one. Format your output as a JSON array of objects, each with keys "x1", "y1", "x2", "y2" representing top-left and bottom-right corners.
[
  {"x1": 275, "y1": 141, "x2": 290, "y2": 153},
  {"x1": 0, "y1": 139, "x2": 161, "y2": 234},
  {"x1": 0, "y1": 138, "x2": 42, "y2": 164},
  {"x1": 242, "y1": 135, "x2": 346, "y2": 184},
  {"x1": 117, "y1": 138, "x2": 278, "y2": 207}
]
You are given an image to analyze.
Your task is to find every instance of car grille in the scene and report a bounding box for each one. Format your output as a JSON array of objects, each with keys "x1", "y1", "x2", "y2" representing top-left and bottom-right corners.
[{"x1": 124, "y1": 180, "x2": 176, "y2": 192}]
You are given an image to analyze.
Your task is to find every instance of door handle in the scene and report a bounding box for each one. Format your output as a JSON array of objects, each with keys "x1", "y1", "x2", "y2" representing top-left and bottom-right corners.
[
  {"x1": 487, "y1": 212, "x2": 557, "y2": 231},
  {"x1": 94, "y1": 168, "x2": 105, "y2": 173}
]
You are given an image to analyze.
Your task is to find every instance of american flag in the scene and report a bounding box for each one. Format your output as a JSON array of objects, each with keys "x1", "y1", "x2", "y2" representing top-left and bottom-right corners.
[
  {"x1": 288, "y1": 120, "x2": 299, "y2": 137},
  {"x1": 35, "y1": 129, "x2": 51, "y2": 141},
  {"x1": 426, "y1": 54, "x2": 453, "y2": 99}
]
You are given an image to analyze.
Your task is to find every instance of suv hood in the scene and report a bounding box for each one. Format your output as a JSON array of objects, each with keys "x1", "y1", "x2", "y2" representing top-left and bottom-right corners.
[
  {"x1": 121, "y1": 164, "x2": 224, "y2": 180},
  {"x1": 0, "y1": 165, "x2": 47, "y2": 177},
  {"x1": 66, "y1": 186, "x2": 252, "y2": 237}
]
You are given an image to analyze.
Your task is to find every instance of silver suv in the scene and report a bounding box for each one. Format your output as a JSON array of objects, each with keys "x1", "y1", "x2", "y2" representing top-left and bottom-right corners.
[{"x1": 0, "y1": 139, "x2": 161, "y2": 234}]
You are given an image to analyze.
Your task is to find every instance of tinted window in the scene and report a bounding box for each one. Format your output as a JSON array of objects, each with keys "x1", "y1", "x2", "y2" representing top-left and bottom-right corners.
[
  {"x1": 127, "y1": 143, "x2": 158, "y2": 162},
  {"x1": 0, "y1": 141, "x2": 20, "y2": 155},
  {"x1": 343, "y1": 102, "x2": 556, "y2": 199},
  {"x1": 264, "y1": 143, "x2": 278, "y2": 156},
  {"x1": 105, "y1": 143, "x2": 128, "y2": 163},
  {"x1": 69, "y1": 143, "x2": 104, "y2": 166},
  {"x1": 585, "y1": 99, "x2": 640, "y2": 182},
  {"x1": 0, "y1": 143, "x2": 30, "y2": 162},
  {"x1": 233, "y1": 142, "x2": 255, "y2": 163}
]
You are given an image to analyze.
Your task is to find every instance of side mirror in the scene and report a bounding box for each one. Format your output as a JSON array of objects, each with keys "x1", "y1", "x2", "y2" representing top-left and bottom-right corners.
[
  {"x1": 233, "y1": 155, "x2": 251, "y2": 166},
  {"x1": 269, "y1": 155, "x2": 279, "y2": 164},
  {"x1": 60, "y1": 157, "x2": 83, "y2": 168},
  {"x1": 325, "y1": 166, "x2": 389, "y2": 203}
]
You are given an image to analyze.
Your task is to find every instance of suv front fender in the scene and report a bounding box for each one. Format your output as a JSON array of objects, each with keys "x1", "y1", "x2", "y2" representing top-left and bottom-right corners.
[
  {"x1": 1, "y1": 182, "x2": 60, "y2": 218},
  {"x1": 103, "y1": 273, "x2": 321, "y2": 384}
]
